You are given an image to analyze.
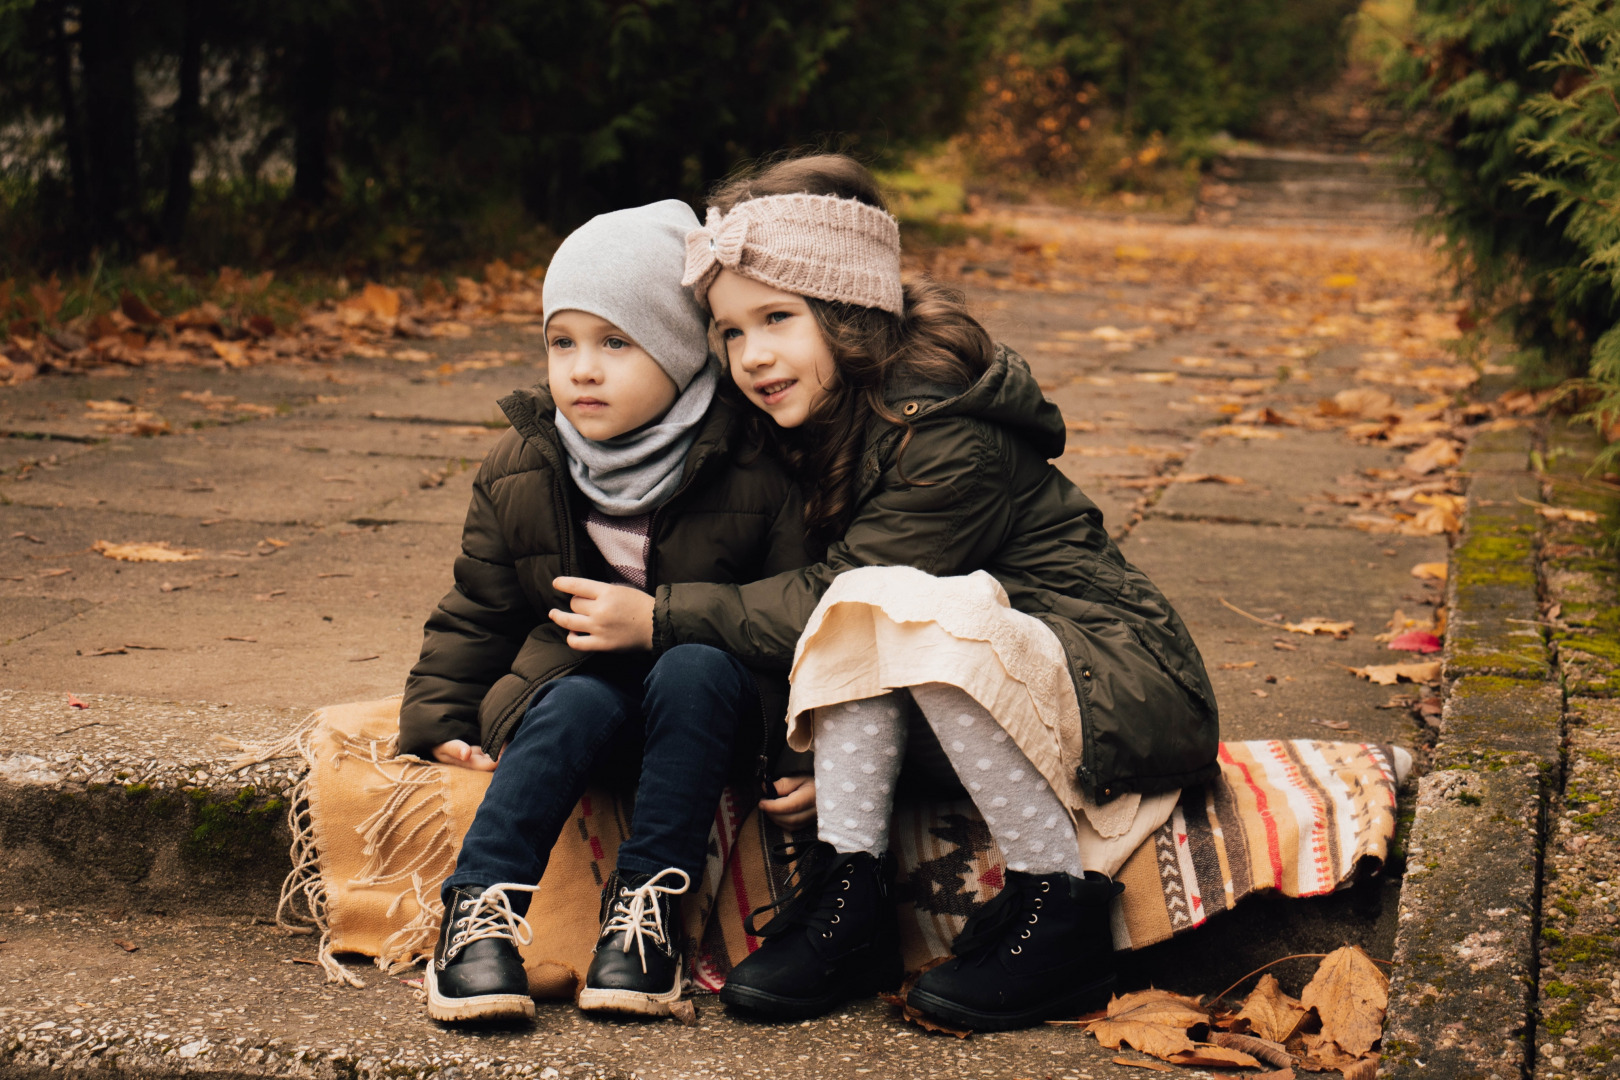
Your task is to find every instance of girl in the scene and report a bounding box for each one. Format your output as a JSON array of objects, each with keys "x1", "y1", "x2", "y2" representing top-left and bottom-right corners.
[
  {"x1": 549, "y1": 157, "x2": 1219, "y2": 1031},
  {"x1": 399, "y1": 200, "x2": 808, "y2": 1023}
]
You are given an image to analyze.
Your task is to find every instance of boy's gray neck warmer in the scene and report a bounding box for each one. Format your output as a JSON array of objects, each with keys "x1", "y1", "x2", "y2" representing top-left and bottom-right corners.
[{"x1": 553, "y1": 359, "x2": 719, "y2": 517}]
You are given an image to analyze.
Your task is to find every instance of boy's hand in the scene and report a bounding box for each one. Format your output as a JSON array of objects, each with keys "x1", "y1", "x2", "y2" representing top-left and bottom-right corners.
[
  {"x1": 551, "y1": 577, "x2": 655, "y2": 651},
  {"x1": 760, "y1": 775, "x2": 816, "y2": 828},
  {"x1": 432, "y1": 739, "x2": 498, "y2": 771}
]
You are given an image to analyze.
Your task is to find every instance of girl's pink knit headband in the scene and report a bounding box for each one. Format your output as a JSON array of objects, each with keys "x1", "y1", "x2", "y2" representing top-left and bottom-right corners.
[{"x1": 681, "y1": 193, "x2": 904, "y2": 316}]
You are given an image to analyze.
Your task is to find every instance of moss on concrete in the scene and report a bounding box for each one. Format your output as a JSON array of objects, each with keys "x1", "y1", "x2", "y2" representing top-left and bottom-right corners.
[{"x1": 181, "y1": 785, "x2": 288, "y2": 863}]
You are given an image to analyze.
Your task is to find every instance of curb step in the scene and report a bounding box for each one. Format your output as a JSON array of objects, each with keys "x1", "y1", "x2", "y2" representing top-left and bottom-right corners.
[{"x1": 0, "y1": 690, "x2": 307, "y2": 914}]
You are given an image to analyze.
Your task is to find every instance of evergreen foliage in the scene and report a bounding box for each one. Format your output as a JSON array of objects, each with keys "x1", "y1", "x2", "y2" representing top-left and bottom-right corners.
[{"x1": 0, "y1": 0, "x2": 1001, "y2": 269}]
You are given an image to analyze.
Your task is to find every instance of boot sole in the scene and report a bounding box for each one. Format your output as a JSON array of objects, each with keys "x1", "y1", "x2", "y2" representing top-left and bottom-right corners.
[
  {"x1": 425, "y1": 962, "x2": 536, "y2": 1023},
  {"x1": 719, "y1": 954, "x2": 902, "y2": 1020},
  {"x1": 906, "y1": 972, "x2": 1117, "y2": 1033},
  {"x1": 577, "y1": 981, "x2": 682, "y2": 1017}
]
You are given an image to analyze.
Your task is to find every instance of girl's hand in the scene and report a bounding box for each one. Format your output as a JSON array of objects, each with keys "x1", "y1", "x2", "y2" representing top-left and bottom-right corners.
[
  {"x1": 551, "y1": 577, "x2": 655, "y2": 651},
  {"x1": 760, "y1": 774, "x2": 816, "y2": 828},
  {"x1": 432, "y1": 739, "x2": 498, "y2": 771}
]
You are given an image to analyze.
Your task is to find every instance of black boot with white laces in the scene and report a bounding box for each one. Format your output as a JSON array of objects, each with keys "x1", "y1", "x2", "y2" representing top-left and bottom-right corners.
[
  {"x1": 425, "y1": 883, "x2": 539, "y2": 1023},
  {"x1": 578, "y1": 867, "x2": 691, "y2": 1016}
]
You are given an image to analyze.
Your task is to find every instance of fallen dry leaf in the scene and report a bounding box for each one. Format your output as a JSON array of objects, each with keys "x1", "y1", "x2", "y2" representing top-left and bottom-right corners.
[
  {"x1": 67, "y1": 694, "x2": 88, "y2": 709},
  {"x1": 1340, "y1": 1054, "x2": 1380, "y2": 1080},
  {"x1": 1410, "y1": 562, "x2": 1447, "y2": 582},
  {"x1": 1233, "y1": 975, "x2": 1309, "y2": 1044},
  {"x1": 94, "y1": 540, "x2": 202, "y2": 563},
  {"x1": 1204, "y1": 423, "x2": 1285, "y2": 441},
  {"x1": 1311, "y1": 718, "x2": 1352, "y2": 731},
  {"x1": 1300, "y1": 946, "x2": 1388, "y2": 1060},
  {"x1": 1167, "y1": 1044, "x2": 1264, "y2": 1068},
  {"x1": 1112, "y1": 1058, "x2": 1174, "y2": 1073},
  {"x1": 1220, "y1": 661, "x2": 1258, "y2": 670},
  {"x1": 1402, "y1": 438, "x2": 1461, "y2": 477},
  {"x1": 1351, "y1": 661, "x2": 1442, "y2": 686},
  {"x1": 1400, "y1": 502, "x2": 1461, "y2": 535},
  {"x1": 41, "y1": 567, "x2": 72, "y2": 577},
  {"x1": 223, "y1": 635, "x2": 258, "y2": 642},
  {"x1": 1174, "y1": 473, "x2": 1246, "y2": 485},
  {"x1": 112, "y1": 939, "x2": 139, "y2": 952},
  {"x1": 1387, "y1": 630, "x2": 1442, "y2": 654},
  {"x1": 669, "y1": 999, "x2": 698, "y2": 1026},
  {"x1": 1285, "y1": 618, "x2": 1355, "y2": 638},
  {"x1": 1537, "y1": 505, "x2": 1601, "y2": 523},
  {"x1": 1273, "y1": 639, "x2": 1299, "y2": 651},
  {"x1": 1087, "y1": 990, "x2": 1208, "y2": 1060},
  {"x1": 1322, "y1": 387, "x2": 1397, "y2": 419}
]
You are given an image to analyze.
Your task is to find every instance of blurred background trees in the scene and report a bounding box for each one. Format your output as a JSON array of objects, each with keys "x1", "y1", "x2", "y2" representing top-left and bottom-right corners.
[{"x1": 0, "y1": 0, "x2": 1377, "y2": 275}]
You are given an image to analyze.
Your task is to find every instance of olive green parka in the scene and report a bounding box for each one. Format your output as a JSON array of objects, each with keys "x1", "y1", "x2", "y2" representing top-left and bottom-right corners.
[
  {"x1": 655, "y1": 346, "x2": 1219, "y2": 800},
  {"x1": 398, "y1": 383, "x2": 809, "y2": 764}
]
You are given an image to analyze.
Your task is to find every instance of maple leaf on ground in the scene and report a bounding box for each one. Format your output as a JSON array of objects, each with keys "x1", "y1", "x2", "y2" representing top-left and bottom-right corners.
[
  {"x1": 1387, "y1": 630, "x2": 1442, "y2": 654},
  {"x1": 1409, "y1": 561, "x2": 1447, "y2": 582},
  {"x1": 1234, "y1": 974, "x2": 1308, "y2": 1043},
  {"x1": 1086, "y1": 989, "x2": 1208, "y2": 1060},
  {"x1": 1537, "y1": 505, "x2": 1601, "y2": 523},
  {"x1": 1300, "y1": 946, "x2": 1388, "y2": 1060}
]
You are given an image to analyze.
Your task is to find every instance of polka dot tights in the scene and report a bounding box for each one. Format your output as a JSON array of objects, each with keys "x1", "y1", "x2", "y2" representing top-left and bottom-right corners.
[{"x1": 813, "y1": 685, "x2": 1083, "y2": 877}]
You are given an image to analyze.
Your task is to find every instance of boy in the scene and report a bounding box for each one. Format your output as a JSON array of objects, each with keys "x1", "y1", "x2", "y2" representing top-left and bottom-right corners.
[{"x1": 398, "y1": 201, "x2": 806, "y2": 1021}]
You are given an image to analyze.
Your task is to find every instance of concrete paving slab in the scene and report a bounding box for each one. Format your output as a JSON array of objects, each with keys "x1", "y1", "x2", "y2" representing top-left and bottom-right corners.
[
  {"x1": 1152, "y1": 430, "x2": 1406, "y2": 527},
  {"x1": 1384, "y1": 764, "x2": 1544, "y2": 1079},
  {"x1": 1121, "y1": 517, "x2": 1442, "y2": 744},
  {"x1": 0, "y1": 910, "x2": 1130, "y2": 1080},
  {"x1": 0, "y1": 506, "x2": 457, "y2": 707},
  {"x1": 0, "y1": 434, "x2": 451, "y2": 527}
]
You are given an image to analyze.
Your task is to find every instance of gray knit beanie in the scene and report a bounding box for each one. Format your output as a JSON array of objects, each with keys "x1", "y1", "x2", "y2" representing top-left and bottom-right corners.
[{"x1": 542, "y1": 199, "x2": 711, "y2": 390}]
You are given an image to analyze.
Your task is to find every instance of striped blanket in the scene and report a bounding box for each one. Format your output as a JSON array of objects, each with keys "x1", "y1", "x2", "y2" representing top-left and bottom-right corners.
[{"x1": 266, "y1": 699, "x2": 1400, "y2": 991}]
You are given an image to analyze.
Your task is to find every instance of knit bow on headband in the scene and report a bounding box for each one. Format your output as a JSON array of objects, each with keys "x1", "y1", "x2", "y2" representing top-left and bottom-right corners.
[{"x1": 680, "y1": 193, "x2": 904, "y2": 316}]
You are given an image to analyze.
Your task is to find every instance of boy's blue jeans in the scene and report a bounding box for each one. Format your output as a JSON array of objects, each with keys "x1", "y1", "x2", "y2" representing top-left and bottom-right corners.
[{"x1": 443, "y1": 644, "x2": 758, "y2": 916}]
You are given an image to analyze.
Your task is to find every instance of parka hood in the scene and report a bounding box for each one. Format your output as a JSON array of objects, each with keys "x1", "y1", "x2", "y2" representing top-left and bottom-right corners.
[{"x1": 886, "y1": 345, "x2": 1067, "y2": 459}]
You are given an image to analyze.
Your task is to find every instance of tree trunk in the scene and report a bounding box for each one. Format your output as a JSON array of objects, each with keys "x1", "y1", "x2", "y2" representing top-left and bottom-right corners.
[
  {"x1": 50, "y1": 0, "x2": 89, "y2": 256},
  {"x1": 161, "y1": 0, "x2": 204, "y2": 247},
  {"x1": 292, "y1": 28, "x2": 334, "y2": 205},
  {"x1": 78, "y1": 0, "x2": 141, "y2": 250}
]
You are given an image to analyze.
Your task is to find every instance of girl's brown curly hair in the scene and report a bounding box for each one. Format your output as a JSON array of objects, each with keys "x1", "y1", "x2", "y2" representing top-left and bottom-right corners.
[{"x1": 708, "y1": 153, "x2": 995, "y2": 545}]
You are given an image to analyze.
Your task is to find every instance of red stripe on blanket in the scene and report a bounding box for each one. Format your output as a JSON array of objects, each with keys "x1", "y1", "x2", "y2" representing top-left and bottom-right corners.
[{"x1": 1220, "y1": 742, "x2": 1284, "y2": 889}]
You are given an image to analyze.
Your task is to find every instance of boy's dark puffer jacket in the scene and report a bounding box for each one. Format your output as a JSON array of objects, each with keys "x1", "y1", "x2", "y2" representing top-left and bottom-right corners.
[
  {"x1": 656, "y1": 345, "x2": 1220, "y2": 801},
  {"x1": 398, "y1": 383, "x2": 809, "y2": 765}
]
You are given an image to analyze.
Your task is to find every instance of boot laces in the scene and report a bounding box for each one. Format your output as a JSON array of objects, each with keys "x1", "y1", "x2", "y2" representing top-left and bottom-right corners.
[
  {"x1": 744, "y1": 842, "x2": 858, "y2": 940},
  {"x1": 602, "y1": 867, "x2": 690, "y2": 973},
  {"x1": 443, "y1": 883, "x2": 539, "y2": 965},
  {"x1": 952, "y1": 876, "x2": 1048, "y2": 963}
]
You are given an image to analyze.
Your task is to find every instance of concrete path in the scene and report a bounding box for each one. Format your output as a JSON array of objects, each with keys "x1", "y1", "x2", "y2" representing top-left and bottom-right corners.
[{"x1": 0, "y1": 211, "x2": 1459, "y2": 1077}]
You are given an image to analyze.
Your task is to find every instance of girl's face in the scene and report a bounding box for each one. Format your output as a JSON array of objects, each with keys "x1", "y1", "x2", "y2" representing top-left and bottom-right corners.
[
  {"x1": 708, "y1": 269, "x2": 836, "y2": 429},
  {"x1": 546, "y1": 309, "x2": 677, "y2": 440}
]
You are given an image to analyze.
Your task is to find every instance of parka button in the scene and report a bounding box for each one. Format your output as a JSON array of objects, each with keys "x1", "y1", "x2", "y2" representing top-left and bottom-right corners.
[
  {"x1": 902, "y1": 402, "x2": 920, "y2": 416},
  {"x1": 1081, "y1": 668, "x2": 1092, "y2": 679}
]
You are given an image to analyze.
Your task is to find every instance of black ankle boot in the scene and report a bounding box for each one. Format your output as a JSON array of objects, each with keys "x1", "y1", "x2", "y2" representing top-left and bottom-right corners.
[
  {"x1": 425, "y1": 883, "x2": 538, "y2": 1023},
  {"x1": 579, "y1": 867, "x2": 691, "y2": 1016},
  {"x1": 719, "y1": 841, "x2": 902, "y2": 1019},
  {"x1": 907, "y1": 870, "x2": 1123, "y2": 1031}
]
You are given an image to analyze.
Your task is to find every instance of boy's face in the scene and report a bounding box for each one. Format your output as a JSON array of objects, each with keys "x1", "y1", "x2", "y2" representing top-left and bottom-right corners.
[
  {"x1": 546, "y1": 310, "x2": 679, "y2": 440},
  {"x1": 708, "y1": 269, "x2": 837, "y2": 430}
]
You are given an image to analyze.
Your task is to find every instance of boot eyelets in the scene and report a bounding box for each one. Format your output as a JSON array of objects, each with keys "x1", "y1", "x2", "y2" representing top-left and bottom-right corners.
[
  {"x1": 822, "y1": 930, "x2": 832, "y2": 939},
  {"x1": 1028, "y1": 913, "x2": 1039, "y2": 924},
  {"x1": 1020, "y1": 928, "x2": 1031, "y2": 939},
  {"x1": 1033, "y1": 898, "x2": 1043, "y2": 909},
  {"x1": 830, "y1": 914, "x2": 841, "y2": 925},
  {"x1": 835, "y1": 898, "x2": 845, "y2": 908},
  {"x1": 1010, "y1": 945, "x2": 1023, "y2": 955},
  {"x1": 841, "y1": 879, "x2": 851, "y2": 890},
  {"x1": 1040, "y1": 881, "x2": 1050, "y2": 893}
]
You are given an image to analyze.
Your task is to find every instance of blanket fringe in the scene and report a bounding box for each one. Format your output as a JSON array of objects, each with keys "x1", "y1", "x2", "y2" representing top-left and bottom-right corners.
[{"x1": 378, "y1": 872, "x2": 443, "y2": 975}]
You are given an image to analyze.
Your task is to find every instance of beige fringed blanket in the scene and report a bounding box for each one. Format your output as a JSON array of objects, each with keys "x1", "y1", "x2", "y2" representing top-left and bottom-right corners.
[{"x1": 255, "y1": 697, "x2": 1402, "y2": 993}]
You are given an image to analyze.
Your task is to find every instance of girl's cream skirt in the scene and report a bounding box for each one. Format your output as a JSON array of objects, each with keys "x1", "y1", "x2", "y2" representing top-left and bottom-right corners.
[{"x1": 787, "y1": 565, "x2": 1178, "y2": 877}]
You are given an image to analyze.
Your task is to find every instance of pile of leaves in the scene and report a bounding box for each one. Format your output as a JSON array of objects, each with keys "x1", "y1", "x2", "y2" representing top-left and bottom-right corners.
[
  {"x1": 0, "y1": 259, "x2": 546, "y2": 388},
  {"x1": 1079, "y1": 946, "x2": 1387, "y2": 1076}
]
